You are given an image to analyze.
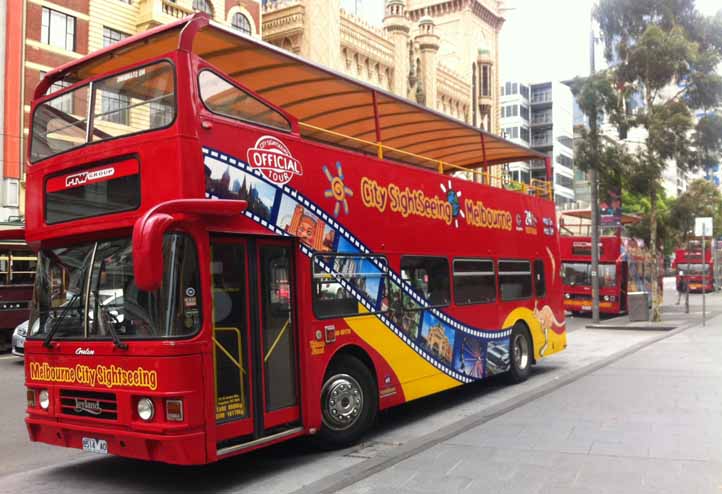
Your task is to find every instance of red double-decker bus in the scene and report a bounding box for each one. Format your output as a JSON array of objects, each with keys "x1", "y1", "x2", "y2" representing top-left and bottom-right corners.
[
  {"x1": 673, "y1": 240, "x2": 719, "y2": 292},
  {"x1": 0, "y1": 229, "x2": 36, "y2": 351},
  {"x1": 559, "y1": 212, "x2": 654, "y2": 315},
  {"x1": 21, "y1": 14, "x2": 566, "y2": 465}
]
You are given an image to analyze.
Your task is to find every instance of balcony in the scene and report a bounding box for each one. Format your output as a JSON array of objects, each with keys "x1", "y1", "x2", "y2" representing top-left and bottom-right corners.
[
  {"x1": 531, "y1": 137, "x2": 553, "y2": 147},
  {"x1": 137, "y1": 0, "x2": 193, "y2": 31}
]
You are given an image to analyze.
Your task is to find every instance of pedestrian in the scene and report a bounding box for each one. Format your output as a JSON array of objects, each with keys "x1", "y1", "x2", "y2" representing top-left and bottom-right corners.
[{"x1": 676, "y1": 272, "x2": 687, "y2": 305}]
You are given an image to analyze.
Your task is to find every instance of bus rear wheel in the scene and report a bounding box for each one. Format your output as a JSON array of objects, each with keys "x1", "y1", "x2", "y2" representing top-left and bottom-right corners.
[
  {"x1": 318, "y1": 355, "x2": 377, "y2": 449},
  {"x1": 508, "y1": 325, "x2": 532, "y2": 383}
]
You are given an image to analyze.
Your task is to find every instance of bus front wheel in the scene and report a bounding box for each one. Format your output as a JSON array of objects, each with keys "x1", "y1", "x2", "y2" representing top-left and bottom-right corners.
[
  {"x1": 508, "y1": 324, "x2": 532, "y2": 383},
  {"x1": 318, "y1": 355, "x2": 378, "y2": 448}
]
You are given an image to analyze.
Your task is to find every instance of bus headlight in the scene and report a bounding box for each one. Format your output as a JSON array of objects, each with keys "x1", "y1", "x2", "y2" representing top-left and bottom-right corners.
[
  {"x1": 137, "y1": 398, "x2": 155, "y2": 421},
  {"x1": 39, "y1": 389, "x2": 50, "y2": 410},
  {"x1": 603, "y1": 295, "x2": 609, "y2": 301},
  {"x1": 564, "y1": 293, "x2": 570, "y2": 299}
]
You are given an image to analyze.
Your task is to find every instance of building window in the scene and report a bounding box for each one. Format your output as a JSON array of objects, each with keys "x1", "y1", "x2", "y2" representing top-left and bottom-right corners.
[
  {"x1": 520, "y1": 105, "x2": 529, "y2": 120},
  {"x1": 520, "y1": 84, "x2": 530, "y2": 99},
  {"x1": 100, "y1": 91, "x2": 130, "y2": 125},
  {"x1": 520, "y1": 127, "x2": 530, "y2": 143},
  {"x1": 102, "y1": 26, "x2": 129, "y2": 47},
  {"x1": 193, "y1": 0, "x2": 213, "y2": 15},
  {"x1": 556, "y1": 154, "x2": 573, "y2": 168},
  {"x1": 481, "y1": 65, "x2": 490, "y2": 97},
  {"x1": 41, "y1": 7, "x2": 75, "y2": 52},
  {"x1": 232, "y1": 13, "x2": 252, "y2": 35},
  {"x1": 555, "y1": 173, "x2": 574, "y2": 189}
]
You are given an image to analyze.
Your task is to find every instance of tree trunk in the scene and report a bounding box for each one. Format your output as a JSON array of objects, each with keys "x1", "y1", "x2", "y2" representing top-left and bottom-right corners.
[{"x1": 649, "y1": 187, "x2": 661, "y2": 322}]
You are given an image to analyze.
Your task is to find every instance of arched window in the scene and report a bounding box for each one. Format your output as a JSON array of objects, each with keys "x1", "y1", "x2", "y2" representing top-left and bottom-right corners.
[
  {"x1": 232, "y1": 12, "x2": 251, "y2": 35},
  {"x1": 193, "y1": 0, "x2": 212, "y2": 15}
]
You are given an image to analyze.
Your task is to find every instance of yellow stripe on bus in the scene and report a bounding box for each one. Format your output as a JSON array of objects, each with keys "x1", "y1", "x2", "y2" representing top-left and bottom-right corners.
[{"x1": 345, "y1": 315, "x2": 461, "y2": 402}]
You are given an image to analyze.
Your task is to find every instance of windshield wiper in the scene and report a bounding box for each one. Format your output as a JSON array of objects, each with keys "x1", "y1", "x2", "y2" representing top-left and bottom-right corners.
[
  {"x1": 91, "y1": 256, "x2": 128, "y2": 351},
  {"x1": 43, "y1": 293, "x2": 81, "y2": 348}
]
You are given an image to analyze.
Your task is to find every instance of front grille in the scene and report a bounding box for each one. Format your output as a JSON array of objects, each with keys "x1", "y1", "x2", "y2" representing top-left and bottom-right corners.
[
  {"x1": 13, "y1": 346, "x2": 24, "y2": 355},
  {"x1": 60, "y1": 389, "x2": 118, "y2": 420}
]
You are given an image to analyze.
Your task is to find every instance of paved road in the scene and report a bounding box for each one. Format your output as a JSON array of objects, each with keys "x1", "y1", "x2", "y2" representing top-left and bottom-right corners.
[{"x1": 0, "y1": 279, "x2": 717, "y2": 493}]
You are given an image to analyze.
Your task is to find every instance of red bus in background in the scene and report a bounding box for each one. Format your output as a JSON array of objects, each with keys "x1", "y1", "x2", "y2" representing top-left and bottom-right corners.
[
  {"x1": 560, "y1": 235, "x2": 655, "y2": 315},
  {"x1": 0, "y1": 230, "x2": 36, "y2": 351},
  {"x1": 673, "y1": 239, "x2": 719, "y2": 292},
  {"x1": 21, "y1": 14, "x2": 566, "y2": 465}
]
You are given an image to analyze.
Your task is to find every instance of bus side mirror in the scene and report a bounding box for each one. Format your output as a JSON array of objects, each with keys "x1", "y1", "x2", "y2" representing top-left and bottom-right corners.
[
  {"x1": 132, "y1": 199, "x2": 247, "y2": 292},
  {"x1": 132, "y1": 212, "x2": 176, "y2": 291}
]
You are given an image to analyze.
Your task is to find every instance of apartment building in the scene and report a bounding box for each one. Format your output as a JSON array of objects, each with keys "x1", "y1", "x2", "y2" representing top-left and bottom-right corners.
[{"x1": 500, "y1": 79, "x2": 575, "y2": 207}]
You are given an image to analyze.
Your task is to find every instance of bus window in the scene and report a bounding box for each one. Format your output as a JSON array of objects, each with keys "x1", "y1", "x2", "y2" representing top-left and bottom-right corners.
[
  {"x1": 533, "y1": 259, "x2": 545, "y2": 298},
  {"x1": 453, "y1": 259, "x2": 495, "y2": 305},
  {"x1": 312, "y1": 255, "x2": 387, "y2": 318},
  {"x1": 400, "y1": 256, "x2": 450, "y2": 307},
  {"x1": 198, "y1": 70, "x2": 291, "y2": 132},
  {"x1": 499, "y1": 260, "x2": 532, "y2": 301}
]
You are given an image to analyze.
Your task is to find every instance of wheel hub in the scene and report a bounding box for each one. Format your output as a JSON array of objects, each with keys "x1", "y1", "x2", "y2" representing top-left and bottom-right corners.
[
  {"x1": 513, "y1": 333, "x2": 529, "y2": 370},
  {"x1": 321, "y1": 374, "x2": 364, "y2": 431}
]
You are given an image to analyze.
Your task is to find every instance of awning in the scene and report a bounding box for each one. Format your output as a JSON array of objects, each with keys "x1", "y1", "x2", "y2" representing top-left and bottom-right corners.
[
  {"x1": 561, "y1": 209, "x2": 641, "y2": 225},
  {"x1": 40, "y1": 14, "x2": 547, "y2": 174}
]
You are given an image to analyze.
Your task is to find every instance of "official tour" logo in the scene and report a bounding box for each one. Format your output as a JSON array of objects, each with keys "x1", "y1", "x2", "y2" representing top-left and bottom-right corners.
[{"x1": 246, "y1": 136, "x2": 303, "y2": 185}]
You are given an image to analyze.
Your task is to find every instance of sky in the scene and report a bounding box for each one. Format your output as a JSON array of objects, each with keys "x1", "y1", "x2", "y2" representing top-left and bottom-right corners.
[
  {"x1": 345, "y1": 0, "x2": 722, "y2": 85},
  {"x1": 499, "y1": 0, "x2": 722, "y2": 84}
]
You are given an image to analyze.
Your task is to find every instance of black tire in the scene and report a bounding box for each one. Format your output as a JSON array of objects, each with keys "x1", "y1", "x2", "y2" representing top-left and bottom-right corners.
[
  {"x1": 317, "y1": 355, "x2": 377, "y2": 449},
  {"x1": 507, "y1": 324, "x2": 532, "y2": 383}
]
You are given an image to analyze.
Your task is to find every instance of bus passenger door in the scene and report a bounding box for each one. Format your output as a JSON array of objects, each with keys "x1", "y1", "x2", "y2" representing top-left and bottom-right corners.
[
  {"x1": 210, "y1": 237, "x2": 300, "y2": 453},
  {"x1": 254, "y1": 240, "x2": 300, "y2": 431}
]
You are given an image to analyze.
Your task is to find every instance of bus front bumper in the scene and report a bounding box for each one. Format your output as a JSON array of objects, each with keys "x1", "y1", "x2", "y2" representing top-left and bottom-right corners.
[{"x1": 26, "y1": 416, "x2": 207, "y2": 465}]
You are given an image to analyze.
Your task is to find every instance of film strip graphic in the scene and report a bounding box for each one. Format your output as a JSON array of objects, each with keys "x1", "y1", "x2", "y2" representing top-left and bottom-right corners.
[{"x1": 203, "y1": 147, "x2": 512, "y2": 383}]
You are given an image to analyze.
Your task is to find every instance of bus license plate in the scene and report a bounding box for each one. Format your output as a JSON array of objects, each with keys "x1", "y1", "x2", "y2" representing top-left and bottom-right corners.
[
  {"x1": 582, "y1": 305, "x2": 591, "y2": 311},
  {"x1": 82, "y1": 437, "x2": 108, "y2": 455}
]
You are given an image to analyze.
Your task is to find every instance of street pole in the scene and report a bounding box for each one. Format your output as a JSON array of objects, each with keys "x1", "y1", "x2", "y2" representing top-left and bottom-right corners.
[{"x1": 589, "y1": 13, "x2": 600, "y2": 324}]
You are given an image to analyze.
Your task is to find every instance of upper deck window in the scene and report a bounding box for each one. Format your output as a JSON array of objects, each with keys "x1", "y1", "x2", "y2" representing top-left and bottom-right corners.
[
  {"x1": 31, "y1": 60, "x2": 176, "y2": 163},
  {"x1": 198, "y1": 70, "x2": 291, "y2": 132}
]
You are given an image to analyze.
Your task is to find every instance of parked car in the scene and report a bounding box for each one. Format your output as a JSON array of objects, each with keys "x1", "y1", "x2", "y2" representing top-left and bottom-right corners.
[{"x1": 11, "y1": 320, "x2": 28, "y2": 358}]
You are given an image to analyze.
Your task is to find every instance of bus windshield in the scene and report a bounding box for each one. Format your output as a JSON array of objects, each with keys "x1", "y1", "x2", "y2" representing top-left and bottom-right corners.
[
  {"x1": 30, "y1": 60, "x2": 176, "y2": 162},
  {"x1": 29, "y1": 233, "x2": 201, "y2": 341},
  {"x1": 562, "y1": 262, "x2": 616, "y2": 288}
]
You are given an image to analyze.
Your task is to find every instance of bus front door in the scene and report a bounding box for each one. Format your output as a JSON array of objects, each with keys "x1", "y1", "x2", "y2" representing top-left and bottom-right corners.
[{"x1": 210, "y1": 237, "x2": 300, "y2": 454}]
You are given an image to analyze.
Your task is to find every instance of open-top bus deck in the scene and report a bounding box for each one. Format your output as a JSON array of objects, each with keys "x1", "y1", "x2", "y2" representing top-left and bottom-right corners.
[{"x1": 20, "y1": 14, "x2": 566, "y2": 465}]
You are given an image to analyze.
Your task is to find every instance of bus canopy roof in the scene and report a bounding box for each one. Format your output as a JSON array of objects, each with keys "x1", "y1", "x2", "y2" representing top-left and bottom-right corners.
[{"x1": 40, "y1": 14, "x2": 546, "y2": 174}]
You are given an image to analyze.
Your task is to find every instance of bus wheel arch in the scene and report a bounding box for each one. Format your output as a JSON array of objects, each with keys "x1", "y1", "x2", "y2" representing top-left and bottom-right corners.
[
  {"x1": 317, "y1": 345, "x2": 379, "y2": 449},
  {"x1": 508, "y1": 320, "x2": 533, "y2": 383}
]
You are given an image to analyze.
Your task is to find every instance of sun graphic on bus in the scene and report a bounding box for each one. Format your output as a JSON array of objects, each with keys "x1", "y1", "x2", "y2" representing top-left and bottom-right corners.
[
  {"x1": 440, "y1": 180, "x2": 465, "y2": 228},
  {"x1": 323, "y1": 161, "x2": 354, "y2": 217}
]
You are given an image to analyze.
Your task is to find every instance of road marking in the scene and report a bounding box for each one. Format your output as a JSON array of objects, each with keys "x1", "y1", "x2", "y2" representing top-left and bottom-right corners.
[{"x1": 0, "y1": 355, "x2": 20, "y2": 360}]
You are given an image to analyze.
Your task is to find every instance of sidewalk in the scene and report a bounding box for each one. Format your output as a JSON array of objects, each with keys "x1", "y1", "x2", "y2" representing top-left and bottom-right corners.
[{"x1": 337, "y1": 313, "x2": 722, "y2": 494}]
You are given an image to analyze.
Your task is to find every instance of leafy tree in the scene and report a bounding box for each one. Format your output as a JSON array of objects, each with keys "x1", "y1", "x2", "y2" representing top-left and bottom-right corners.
[
  {"x1": 668, "y1": 179, "x2": 722, "y2": 241},
  {"x1": 594, "y1": 0, "x2": 722, "y2": 320}
]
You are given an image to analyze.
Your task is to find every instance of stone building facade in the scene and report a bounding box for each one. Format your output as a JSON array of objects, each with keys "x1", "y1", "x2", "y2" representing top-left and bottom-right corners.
[{"x1": 262, "y1": 0, "x2": 504, "y2": 132}]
